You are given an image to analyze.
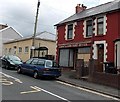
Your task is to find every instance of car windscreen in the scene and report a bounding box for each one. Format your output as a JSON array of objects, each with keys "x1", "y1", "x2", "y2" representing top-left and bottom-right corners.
[{"x1": 8, "y1": 55, "x2": 21, "y2": 61}]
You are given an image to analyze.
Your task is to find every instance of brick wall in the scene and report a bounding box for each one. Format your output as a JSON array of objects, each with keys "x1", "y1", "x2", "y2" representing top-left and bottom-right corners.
[{"x1": 88, "y1": 59, "x2": 120, "y2": 89}]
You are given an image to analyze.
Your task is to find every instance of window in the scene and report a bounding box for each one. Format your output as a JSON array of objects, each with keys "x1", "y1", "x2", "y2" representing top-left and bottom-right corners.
[
  {"x1": 18, "y1": 47, "x2": 22, "y2": 53},
  {"x1": 31, "y1": 59, "x2": 38, "y2": 65},
  {"x1": 67, "y1": 24, "x2": 73, "y2": 39},
  {"x1": 46, "y1": 60, "x2": 52, "y2": 67},
  {"x1": 25, "y1": 46, "x2": 29, "y2": 53},
  {"x1": 8, "y1": 55, "x2": 21, "y2": 61},
  {"x1": 26, "y1": 59, "x2": 33, "y2": 64},
  {"x1": 78, "y1": 47, "x2": 91, "y2": 54},
  {"x1": 77, "y1": 47, "x2": 91, "y2": 63},
  {"x1": 59, "y1": 49, "x2": 73, "y2": 67},
  {"x1": 5, "y1": 48, "x2": 7, "y2": 54},
  {"x1": 37, "y1": 60, "x2": 45, "y2": 66},
  {"x1": 9, "y1": 48, "x2": 11, "y2": 53},
  {"x1": 97, "y1": 17, "x2": 104, "y2": 35},
  {"x1": 86, "y1": 20, "x2": 93, "y2": 37}
]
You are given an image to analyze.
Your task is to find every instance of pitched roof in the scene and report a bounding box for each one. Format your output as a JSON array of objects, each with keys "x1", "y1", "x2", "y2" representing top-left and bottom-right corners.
[
  {"x1": 35, "y1": 31, "x2": 56, "y2": 41},
  {"x1": 55, "y1": 0, "x2": 120, "y2": 26},
  {"x1": 4, "y1": 31, "x2": 56, "y2": 44},
  {"x1": 0, "y1": 26, "x2": 23, "y2": 37}
]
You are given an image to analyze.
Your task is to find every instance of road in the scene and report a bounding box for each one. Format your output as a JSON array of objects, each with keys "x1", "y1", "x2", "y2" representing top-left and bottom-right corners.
[{"x1": 0, "y1": 67, "x2": 119, "y2": 101}]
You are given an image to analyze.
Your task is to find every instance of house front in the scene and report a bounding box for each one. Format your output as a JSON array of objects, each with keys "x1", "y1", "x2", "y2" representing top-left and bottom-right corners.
[{"x1": 55, "y1": 0, "x2": 120, "y2": 73}]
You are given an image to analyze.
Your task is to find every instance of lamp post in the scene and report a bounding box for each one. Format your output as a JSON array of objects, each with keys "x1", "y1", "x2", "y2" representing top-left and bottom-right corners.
[{"x1": 31, "y1": 0, "x2": 40, "y2": 58}]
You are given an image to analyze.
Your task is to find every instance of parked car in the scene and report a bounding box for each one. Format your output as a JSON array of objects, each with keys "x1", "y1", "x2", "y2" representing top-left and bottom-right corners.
[
  {"x1": 17, "y1": 58, "x2": 61, "y2": 79},
  {"x1": 1, "y1": 55, "x2": 22, "y2": 69}
]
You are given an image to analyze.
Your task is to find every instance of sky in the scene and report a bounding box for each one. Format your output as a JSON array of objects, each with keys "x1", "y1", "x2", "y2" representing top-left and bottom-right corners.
[{"x1": 0, "y1": 0, "x2": 113, "y2": 37}]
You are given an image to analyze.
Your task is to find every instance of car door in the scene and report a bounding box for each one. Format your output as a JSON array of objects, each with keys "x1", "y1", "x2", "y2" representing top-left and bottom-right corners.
[
  {"x1": 2, "y1": 56, "x2": 8, "y2": 68},
  {"x1": 29, "y1": 59, "x2": 39, "y2": 74},
  {"x1": 21, "y1": 58, "x2": 33, "y2": 73}
]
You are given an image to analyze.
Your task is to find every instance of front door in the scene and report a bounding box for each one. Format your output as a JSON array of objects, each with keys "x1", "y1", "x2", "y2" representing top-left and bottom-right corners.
[{"x1": 97, "y1": 44, "x2": 104, "y2": 72}]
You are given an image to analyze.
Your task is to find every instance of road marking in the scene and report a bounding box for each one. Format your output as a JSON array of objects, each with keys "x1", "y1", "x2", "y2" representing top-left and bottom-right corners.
[
  {"x1": 33, "y1": 86, "x2": 71, "y2": 102},
  {"x1": 0, "y1": 75, "x2": 13, "y2": 86},
  {"x1": 20, "y1": 86, "x2": 41, "y2": 94},
  {"x1": 0, "y1": 80, "x2": 13, "y2": 86},
  {"x1": 0, "y1": 72, "x2": 23, "y2": 84},
  {"x1": 56, "y1": 81, "x2": 120, "y2": 101}
]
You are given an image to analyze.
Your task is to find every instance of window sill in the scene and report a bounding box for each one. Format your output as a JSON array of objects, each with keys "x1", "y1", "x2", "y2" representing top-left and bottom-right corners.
[
  {"x1": 66, "y1": 39, "x2": 74, "y2": 41},
  {"x1": 84, "y1": 36, "x2": 92, "y2": 39},
  {"x1": 24, "y1": 52, "x2": 29, "y2": 54},
  {"x1": 95, "y1": 34, "x2": 105, "y2": 37}
]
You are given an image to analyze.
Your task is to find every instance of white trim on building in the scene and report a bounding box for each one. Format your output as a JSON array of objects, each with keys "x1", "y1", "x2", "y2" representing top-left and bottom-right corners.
[
  {"x1": 92, "y1": 40, "x2": 108, "y2": 62},
  {"x1": 115, "y1": 40, "x2": 120, "y2": 68}
]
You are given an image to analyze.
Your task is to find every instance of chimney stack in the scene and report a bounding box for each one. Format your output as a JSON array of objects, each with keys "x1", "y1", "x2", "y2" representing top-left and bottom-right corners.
[{"x1": 76, "y1": 4, "x2": 87, "y2": 14}]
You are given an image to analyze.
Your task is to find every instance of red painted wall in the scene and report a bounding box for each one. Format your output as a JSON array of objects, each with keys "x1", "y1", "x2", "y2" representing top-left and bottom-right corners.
[
  {"x1": 106, "y1": 12, "x2": 119, "y2": 62},
  {"x1": 56, "y1": 11, "x2": 120, "y2": 63}
]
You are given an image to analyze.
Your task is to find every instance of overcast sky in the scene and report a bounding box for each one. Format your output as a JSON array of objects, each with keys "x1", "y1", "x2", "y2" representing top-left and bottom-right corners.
[{"x1": 0, "y1": 0, "x2": 113, "y2": 37}]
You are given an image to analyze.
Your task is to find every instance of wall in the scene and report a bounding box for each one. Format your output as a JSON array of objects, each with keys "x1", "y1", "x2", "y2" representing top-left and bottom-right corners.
[
  {"x1": 35, "y1": 39, "x2": 56, "y2": 56},
  {"x1": 105, "y1": 12, "x2": 119, "y2": 62},
  {"x1": 4, "y1": 39, "x2": 56, "y2": 61},
  {"x1": 3, "y1": 39, "x2": 32, "y2": 61},
  {"x1": 89, "y1": 72, "x2": 120, "y2": 89},
  {"x1": 2, "y1": 27, "x2": 22, "y2": 43},
  {"x1": 89, "y1": 59, "x2": 120, "y2": 89},
  {"x1": 0, "y1": 27, "x2": 22, "y2": 56}
]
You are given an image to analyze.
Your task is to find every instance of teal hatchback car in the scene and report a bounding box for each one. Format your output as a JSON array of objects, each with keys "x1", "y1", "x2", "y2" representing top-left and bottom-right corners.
[
  {"x1": 1, "y1": 55, "x2": 22, "y2": 69},
  {"x1": 17, "y1": 58, "x2": 61, "y2": 79}
]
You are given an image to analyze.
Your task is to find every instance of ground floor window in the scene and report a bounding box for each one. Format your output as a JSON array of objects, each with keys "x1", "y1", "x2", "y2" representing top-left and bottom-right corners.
[
  {"x1": 77, "y1": 47, "x2": 91, "y2": 67},
  {"x1": 59, "y1": 49, "x2": 73, "y2": 67}
]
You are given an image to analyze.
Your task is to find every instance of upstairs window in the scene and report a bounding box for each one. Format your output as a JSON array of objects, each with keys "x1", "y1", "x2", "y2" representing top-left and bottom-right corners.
[
  {"x1": 86, "y1": 20, "x2": 93, "y2": 37},
  {"x1": 67, "y1": 24, "x2": 73, "y2": 39},
  {"x1": 97, "y1": 17, "x2": 104, "y2": 35}
]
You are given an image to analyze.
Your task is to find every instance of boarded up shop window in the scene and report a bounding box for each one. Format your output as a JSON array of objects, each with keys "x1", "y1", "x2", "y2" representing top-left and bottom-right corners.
[{"x1": 77, "y1": 47, "x2": 90, "y2": 63}]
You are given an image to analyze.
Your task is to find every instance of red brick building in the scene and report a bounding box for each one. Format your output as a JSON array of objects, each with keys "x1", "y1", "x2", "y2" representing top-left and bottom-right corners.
[{"x1": 55, "y1": 0, "x2": 120, "y2": 71}]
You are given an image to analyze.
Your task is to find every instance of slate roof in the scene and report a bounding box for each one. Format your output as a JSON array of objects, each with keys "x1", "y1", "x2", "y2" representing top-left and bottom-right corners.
[
  {"x1": 4, "y1": 31, "x2": 56, "y2": 44},
  {"x1": 0, "y1": 26, "x2": 23, "y2": 37},
  {"x1": 55, "y1": 0, "x2": 120, "y2": 26}
]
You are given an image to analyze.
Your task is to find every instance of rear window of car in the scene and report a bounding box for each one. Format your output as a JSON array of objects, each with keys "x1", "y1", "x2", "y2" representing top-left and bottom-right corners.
[{"x1": 45, "y1": 60, "x2": 52, "y2": 67}]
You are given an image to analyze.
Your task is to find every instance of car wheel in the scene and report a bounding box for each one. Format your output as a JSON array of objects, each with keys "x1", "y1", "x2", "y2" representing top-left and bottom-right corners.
[
  {"x1": 17, "y1": 67, "x2": 22, "y2": 74},
  {"x1": 33, "y1": 71, "x2": 39, "y2": 79}
]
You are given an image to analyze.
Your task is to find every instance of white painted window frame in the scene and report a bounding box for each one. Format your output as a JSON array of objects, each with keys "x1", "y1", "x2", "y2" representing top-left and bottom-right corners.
[
  {"x1": 65, "y1": 22, "x2": 77, "y2": 40},
  {"x1": 83, "y1": 15, "x2": 107, "y2": 38}
]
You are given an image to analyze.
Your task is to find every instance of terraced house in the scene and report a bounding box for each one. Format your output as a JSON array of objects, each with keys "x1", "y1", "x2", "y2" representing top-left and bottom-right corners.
[{"x1": 55, "y1": 0, "x2": 120, "y2": 72}]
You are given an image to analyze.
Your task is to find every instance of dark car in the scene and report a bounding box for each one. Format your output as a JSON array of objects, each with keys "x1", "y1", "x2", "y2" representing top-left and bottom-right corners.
[
  {"x1": 1, "y1": 55, "x2": 22, "y2": 69},
  {"x1": 17, "y1": 58, "x2": 61, "y2": 79}
]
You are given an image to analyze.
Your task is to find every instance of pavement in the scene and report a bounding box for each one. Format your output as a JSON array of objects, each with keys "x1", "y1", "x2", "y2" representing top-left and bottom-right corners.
[{"x1": 58, "y1": 70, "x2": 120, "y2": 99}]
